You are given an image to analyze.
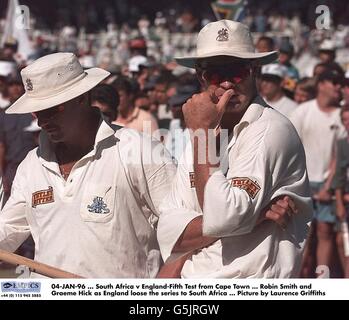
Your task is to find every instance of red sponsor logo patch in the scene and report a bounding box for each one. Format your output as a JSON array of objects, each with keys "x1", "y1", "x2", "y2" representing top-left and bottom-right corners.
[
  {"x1": 32, "y1": 186, "x2": 54, "y2": 208},
  {"x1": 231, "y1": 177, "x2": 260, "y2": 199}
]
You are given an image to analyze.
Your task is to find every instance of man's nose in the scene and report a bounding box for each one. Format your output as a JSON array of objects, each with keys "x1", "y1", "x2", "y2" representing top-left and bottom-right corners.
[
  {"x1": 219, "y1": 80, "x2": 235, "y2": 90},
  {"x1": 35, "y1": 112, "x2": 53, "y2": 128}
]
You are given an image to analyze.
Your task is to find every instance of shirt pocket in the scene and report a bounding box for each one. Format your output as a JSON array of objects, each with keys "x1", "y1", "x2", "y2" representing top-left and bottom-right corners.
[{"x1": 80, "y1": 184, "x2": 115, "y2": 223}]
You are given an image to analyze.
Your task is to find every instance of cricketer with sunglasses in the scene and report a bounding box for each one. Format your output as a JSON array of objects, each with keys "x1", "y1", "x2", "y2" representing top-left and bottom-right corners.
[{"x1": 157, "y1": 20, "x2": 313, "y2": 278}]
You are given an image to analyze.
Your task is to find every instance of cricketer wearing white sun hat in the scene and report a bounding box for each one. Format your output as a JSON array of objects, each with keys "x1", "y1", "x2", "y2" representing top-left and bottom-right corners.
[
  {"x1": 6, "y1": 52, "x2": 110, "y2": 114},
  {"x1": 175, "y1": 19, "x2": 278, "y2": 68}
]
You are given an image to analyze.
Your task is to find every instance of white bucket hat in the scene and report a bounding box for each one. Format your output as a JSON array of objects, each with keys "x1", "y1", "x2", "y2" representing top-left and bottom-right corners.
[
  {"x1": 6, "y1": 52, "x2": 110, "y2": 114},
  {"x1": 261, "y1": 63, "x2": 288, "y2": 79},
  {"x1": 128, "y1": 55, "x2": 149, "y2": 72},
  {"x1": 0, "y1": 61, "x2": 16, "y2": 77},
  {"x1": 319, "y1": 39, "x2": 336, "y2": 51},
  {"x1": 175, "y1": 20, "x2": 278, "y2": 68}
]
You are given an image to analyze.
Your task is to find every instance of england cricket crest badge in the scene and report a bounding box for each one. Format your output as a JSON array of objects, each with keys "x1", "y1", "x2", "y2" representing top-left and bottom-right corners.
[
  {"x1": 26, "y1": 78, "x2": 33, "y2": 91},
  {"x1": 87, "y1": 196, "x2": 110, "y2": 214},
  {"x1": 216, "y1": 28, "x2": 229, "y2": 41}
]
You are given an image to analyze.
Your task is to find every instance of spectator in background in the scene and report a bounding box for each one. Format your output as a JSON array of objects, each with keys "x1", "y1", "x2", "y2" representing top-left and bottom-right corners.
[
  {"x1": 318, "y1": 39, "x2": 336, "y2": 65},
  {"x1": 342, "y1": 71, "x2": 349, "y2": 106},
  {"x1": 291, "y1": 69, "x2": 346, "y2": 277},
  {"x1": 112, "y1": 77, "x2": 158, "y2": 135},
  {"x1": 91, "y1": 84, "x2": 119, "y2": 123},
  {"x1": 313, "y1": 62, "x2": 345, "y2": 79},
  {"x1": 129, "y1": 37, "x2": 147, "y2": 58},
  {"x1": 1, "y1": 42, "x2": 17, "y2": 63},
  {"x1": 256, "y1": 36, "x2": 275, "y2": 53},
  {"x1": 149, "y1": 74, "x2": 176, "y2": 130},
  {"x1": 260, "y1": 63, "x2": 298, "y2": 118},
  {"x1": 128, "y1": 55, "x2": 150, "y2": 87},
  {"x1": 278, "y1": 41, "x2": 299, "y2": 96},
  {"x1": 0, "y1": 76, "x2": 36, "y2": 202},
  {"x1": 0, "y1": 61, "x2": 16, "y2": 110},
  {"x1": 164, "y1": 84, "x2": 198, "y2": 161},
  {"x1": 134, "y1": 92, "x2": 152, "y2": 112},
  {"x1": 294, "y1": 77, "x2": 316, "y2": 104},
  {"x1": 254, "y1": 9, "x2": 267, "y2": 33},
  {"x1": 332, "y1": 105, "x2": 349, "y2": 278},
  {"x1": 313, "y1": 62, "x2": 329, "y2": 78},
  {"x1": 278, "y1": 41, "x2": 299, "y2": 81}
]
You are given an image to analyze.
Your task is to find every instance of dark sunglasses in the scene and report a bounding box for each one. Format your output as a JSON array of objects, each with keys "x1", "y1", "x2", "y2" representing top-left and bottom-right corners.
[
  {"x1": 328, "y1": 79, "x2": 343, "y2": 86},
  {"x1": 202, "y1": 64, "x2": 251, "y2": 85}
]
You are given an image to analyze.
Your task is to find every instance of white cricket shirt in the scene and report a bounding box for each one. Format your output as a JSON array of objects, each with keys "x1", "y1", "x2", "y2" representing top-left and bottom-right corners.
[
  {"x1": 0, "y1": 121, "x2": 176, "y2": 278},
  {"x1": 157, "y1": 96, "x2": 313, "y2": 278}
]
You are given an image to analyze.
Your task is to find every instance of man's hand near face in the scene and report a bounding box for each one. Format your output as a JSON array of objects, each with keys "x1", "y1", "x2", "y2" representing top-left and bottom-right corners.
[{"x1": 183, "y1": 85, "x2": 234, "y2": 131}]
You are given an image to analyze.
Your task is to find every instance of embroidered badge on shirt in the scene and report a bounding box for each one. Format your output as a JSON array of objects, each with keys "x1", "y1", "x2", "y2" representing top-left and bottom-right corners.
[
  {"x1": 216, "y1": 28, "x2": 229, "y2": 41},
  {"x1": 231, "y1": 177, "x2": 261, "y2": 199},
  {"x1": 87, "y1": 196, "x2": 110, "y2": 214},
  {"x1": 32, "y1": 186, "x2": 54, "y2": 208},
  {"x1": 189, "y1": 172, "x2": 196, "y2": 188}
]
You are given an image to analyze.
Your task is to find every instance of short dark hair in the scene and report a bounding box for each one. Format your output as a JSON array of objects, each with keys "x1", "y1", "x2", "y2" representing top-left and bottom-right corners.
[
  {"x1": 340, "y1": 104, "x2": 349, "y2": 119},
  {"x1": 111, "y1": 76, "x2": 136, "y2": 96},
  {"x1": 91, "y1": 84, "x2": 119, "y2": 113},
  {"x1": 257, "y1": 36, "x2": 275, "y2": 50},
  {"x1": 296, "y1": 77, "x2": 316, "y2": 98},
  {"x1": 317, "y1": 69, "x2": 344, "y2": 86},
  {"x1": 315, "y1": 62, "x2": 344, "y2": 78}
]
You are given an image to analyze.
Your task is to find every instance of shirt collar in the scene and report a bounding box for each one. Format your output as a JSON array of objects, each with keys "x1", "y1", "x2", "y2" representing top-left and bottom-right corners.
[{"x1": 228, "y1": 95, "x2": 269, "y2": 150}]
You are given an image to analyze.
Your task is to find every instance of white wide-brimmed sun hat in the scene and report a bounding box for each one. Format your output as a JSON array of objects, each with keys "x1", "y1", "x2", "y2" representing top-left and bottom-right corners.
[
  {"x1": 175, "y1": 20, "x2": 278, "y2": 68},
  {"x1": 6, "y1": 52, "x2": 110, "y2": 114},
  {"x1": 261, "y1": 63, "x2": 288, "y2": 79},
  {"x1": 0, "y1": 61, "x2": 16, "y2": 77}
]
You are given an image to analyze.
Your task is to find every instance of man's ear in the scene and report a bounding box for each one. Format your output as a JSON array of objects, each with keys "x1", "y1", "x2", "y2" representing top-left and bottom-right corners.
[
  {"x1": 196, "y1": 69, "x2": 206, "y2": 88},
  {"x1": 77, "y1": 92, "x2": 90, "y2": 105}
]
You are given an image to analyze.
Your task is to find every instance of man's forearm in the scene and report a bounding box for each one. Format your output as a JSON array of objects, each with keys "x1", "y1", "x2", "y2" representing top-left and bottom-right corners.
[
  {"x1": 193, "y1": 129, "x2": 220, "y2": 209},
  {"x1": 172, "y1": 216, "x2": 217, "y2": 253}
]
